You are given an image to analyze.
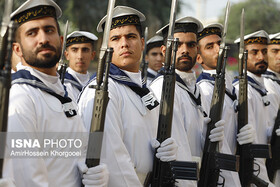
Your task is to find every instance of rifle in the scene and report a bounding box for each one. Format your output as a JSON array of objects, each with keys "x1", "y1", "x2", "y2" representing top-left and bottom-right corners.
[
  {"x1": 198, "y1": 3, "x2": 240, "y2": 187},
  {"x1": 85, "y1": 0, "x2": 115, "y2": 168},
  {"x1": 0, "y1": 0, "x2": 15, "y2": 178},
  {"x1": 236, "y1": 9, "x2": 271, "y2": 187},
  {"x1": 140, "y1": 27, "x2": 148, "y2": 83},
  {"x1": 57, "y1": 20, "x2": 69, "y2": 84},
  {"x1": 265, "y1": 108, "x2": 280, "y2": 182},
  {"x1": 145, "y1": 0, "x2": 199, "y2": 186}
]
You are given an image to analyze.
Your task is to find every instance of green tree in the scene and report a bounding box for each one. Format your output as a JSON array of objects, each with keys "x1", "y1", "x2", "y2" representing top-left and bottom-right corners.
[{"x1": 219, "y1": 0, "x2": 280, "y2": 41}]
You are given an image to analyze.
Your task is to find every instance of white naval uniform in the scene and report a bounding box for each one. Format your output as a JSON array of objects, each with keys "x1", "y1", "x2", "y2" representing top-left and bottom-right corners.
[
  {"x1": 197, "y1": 69, "x2": 238, "y2": 154},
  {"x1": 197, "y1": 70, "x2": 241, "y2": 186},
  {"x1": 151, "y1": 70, "x2": 241, "y2": 187},
  {"x1": 4, "y1": 65, "x2": 87, "y2": 187},
  {"x1": 263, "y1": 69, "x2": 280, "y2": 186},
  {"x1": 78, "y1": 68, "x2": 158, "y2": 187},
  {"x1": 150, "y1": 70, "x2": 205, "y2": 187},
  {"x1": 64, "y1": 67, "x2": 90, "y2": 102},
  {"x1": 146, "y1": 68, "x2": 157, "y2": 86},
  {"x1": 233, "y1": 71, "x2": 275, "y2": 187}
]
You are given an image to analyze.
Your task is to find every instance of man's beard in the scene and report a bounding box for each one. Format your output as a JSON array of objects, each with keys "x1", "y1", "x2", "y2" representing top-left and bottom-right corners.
[
  {"x1": 252, "y1": 60, "x2": 268, "y2": 75},
  {"x1": 21, "y1": 43, "x2": 61, "y2": 68},
  {"x1": 176, "y1": 54, "x2": 196, "y2": 72}
]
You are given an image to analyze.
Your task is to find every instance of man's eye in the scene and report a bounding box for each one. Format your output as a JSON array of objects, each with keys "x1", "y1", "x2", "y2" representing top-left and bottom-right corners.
[
  {"x1": 27, "y1": 31, "x2": 35, "y2": 36},
  {"x1": 111, "y1": 37, "x2": 118, "y2": 41}
]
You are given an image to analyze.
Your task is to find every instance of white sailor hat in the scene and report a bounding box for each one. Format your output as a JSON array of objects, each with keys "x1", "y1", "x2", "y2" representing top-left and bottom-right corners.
[
  {"x1": 97, "y1": 6, "x2": 146, "y2": 33},
  {"x1": 198, "y1": 23, "x2": 223, "y2": 41},
  {"x1": 66, "y1": 31, "x2": 98, "y2": 47},
  {"x1": 156, "y1": 16, "x2": 203, "y2": 38},
  {"x1": 146, "y1": 35, "x2": 164, "y2": 54},
  {"x1": 234, "y1": 30, "x2": 270, "y2": 45},
  {"x1": 11, "y1": 0, "x2": 62, "y2": 25},
  {"x1": 269, "y1": 32, "x2": 280, "y2": 44}
]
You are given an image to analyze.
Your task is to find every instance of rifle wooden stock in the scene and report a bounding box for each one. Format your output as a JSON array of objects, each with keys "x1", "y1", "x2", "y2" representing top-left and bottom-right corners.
[{"x1": 266, "y1": 109, "x2": 280, "y2": 182}]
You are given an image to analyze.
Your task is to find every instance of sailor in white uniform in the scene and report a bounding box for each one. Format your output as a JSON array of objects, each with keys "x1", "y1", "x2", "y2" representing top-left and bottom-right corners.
[
  {"x1": 145, "y1": 35, "x2": 164, "y2": 85},
  {"x1": 64, "y1": 31, "x2": 98, "y2": 101},
  {"x1": 262, "y1": 32, "x2": 280, "y2": 186},
  {"x1": 4, "y1": 0, "x2": 108, "y2": 186},
  {"x1": 234, "y1": 30, "x2": 280, "y2": 187},
  {"x1": 78, "y1": 6, "x2": 178, "y2": 187},
  {"x1": 149, "y1": 16, "x2": 237, "y2": 186}
]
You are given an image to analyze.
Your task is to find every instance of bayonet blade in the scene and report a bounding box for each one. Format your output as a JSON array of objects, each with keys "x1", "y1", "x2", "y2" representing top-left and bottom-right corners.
[
  {"x1": 1, "y1": 0, "x2": 13, "y2": 37},
  {"x1": 220, "y1": 1, "x2": 230, "y2": 49},
  {"x1": 58, "y1": 20, "x2": 69, "y2": 64},
  {"x1": 99, "y1": 0, "x2": 116, "y2": 61},
  {"x1": 238, "y1": 9, "x2": 245, "y2": 75}
]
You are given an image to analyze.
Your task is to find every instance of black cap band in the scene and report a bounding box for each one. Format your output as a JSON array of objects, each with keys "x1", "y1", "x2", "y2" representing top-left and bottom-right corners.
[{"x1": 12, "y1": 5, "x2": 57, "y2": 25}]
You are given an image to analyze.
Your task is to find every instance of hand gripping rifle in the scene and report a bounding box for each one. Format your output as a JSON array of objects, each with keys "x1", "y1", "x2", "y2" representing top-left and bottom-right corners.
[
  {"x1": 198, "y1": 2, "x2": 240, "y2": 187},
  {"x1": 57, "y1": 20, "x2": 69, "y2": 84},
  {"x1": 144, "y1": 0, "x2": 199, "y2": 186},
  {"x1": 140, "y1": 27, "x2": 148, "y2": 83},
  {"x1": 0, "y1": 0, "x2": 15, "y2": 178},
  {"x1": 85, "y1": 0, "x2": 115, "y2": 168},
  {"x1": 236, "y1": 9, "x2": 271, "y2": 187},
  {"x1": 266, "y1": 108, "x2": 280, "y2": 182}
]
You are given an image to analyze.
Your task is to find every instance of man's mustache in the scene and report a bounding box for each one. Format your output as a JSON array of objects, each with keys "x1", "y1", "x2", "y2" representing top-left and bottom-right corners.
[
  {"x1": 35, "y1": 43, "x2": 57, "y2": 54},
  {"x1": 178, "y1": 54, "x2": 192, "y2": 62},
  {"x1": 255, "y1": 60, "x2": 268, "y2": 66}
]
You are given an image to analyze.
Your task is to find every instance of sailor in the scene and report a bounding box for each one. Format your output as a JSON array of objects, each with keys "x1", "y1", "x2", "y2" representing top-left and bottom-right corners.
[
  {"x1": 234, "y1": 30, "x2": 279, "y2": 187},
  {"x1": 262, "y1": 32, "x2": 280, "y2": 186},
  {"x1": 78, "y1": 6, "x2": 178, "y2": 187},
  {"x1": 4, "y1": 0, "x2": 108, "y2": 186},
  {"x1": 145, "y1": 35, "x2": 164, "y2": 85},
  {"x1": 150, "y1": 16, "x2": 231, "y2": 186},
  {"x1": 64, "y1": 31, "x2": 98, "y2": 101}
]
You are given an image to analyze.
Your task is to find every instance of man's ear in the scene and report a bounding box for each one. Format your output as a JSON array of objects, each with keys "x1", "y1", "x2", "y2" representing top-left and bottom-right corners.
[
  {"x1": 141, "y1": 37, "x2": 145, "y2": 51},
  {"x1": 196, "y1": 53, "x2": 203, "y2": 65},
  {"x1": 91, "y1": 51, "x2": 96, "y2": 60},
  {"x1": 160, "y1": 45, "x2": 166, "y2": 58},
  {"x1": 64, "y1": 49, "x2": 69, "y2": 60},
  {"x1": 13, "y1": 43, "x2": 23, "y2": 57}
]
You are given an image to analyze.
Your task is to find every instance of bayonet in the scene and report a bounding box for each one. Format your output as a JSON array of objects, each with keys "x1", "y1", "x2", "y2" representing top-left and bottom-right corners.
[
  {"x1": 57, "y1": 20, "x2": 69, "y2": 83},
  {"x1": 217, "y1": 1, "x2": 230, "y2": 74},
  {"x1": 95, "y1": 0, "x2": 115, "y2": 89},
  {"x1": 238, "y1": 9, "x2": 245, "y2": 76},
  {"x1": 140, "y1": 27, "x2": 148, "y2": 83}
]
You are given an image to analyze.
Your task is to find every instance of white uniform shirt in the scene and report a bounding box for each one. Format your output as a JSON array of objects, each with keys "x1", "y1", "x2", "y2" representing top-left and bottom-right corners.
[
  {"x1": 64, "y1": 67, "x2": 90, "y2": 102},
  {"x1": 233, "y1": 71, "x2": 275, "y2": 187},
  {"x1": 197, "y1": 69, "x2": 238, "y2": 154},
  {"x1": 4, "y1": 65, "x2": 87, "y2": 187},
  {"x1": 78, "y1": 69, "x2": 158, "y2": 187},
  {"x1": 150, "y1": 70, "x2": 205, "y2": 187},
  {"x1": 263, "y1": 69, "x2": 280, "y2": 186}
]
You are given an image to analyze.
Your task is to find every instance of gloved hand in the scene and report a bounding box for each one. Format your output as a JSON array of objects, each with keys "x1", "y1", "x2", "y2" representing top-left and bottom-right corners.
[
  {"x1": 237, "y1": 124, "x2": 255, "y2": 145},
  {"x1": 151, "y1": 137, "x2": 178, "y2": 162},
  {"x1": 209, "y1": 120, "x2": 225, "y2": 142},
  {"x1": 276, "y1": 128, "x2": 280, "y2": 136},
  {"x1": 78, "y1": 162, "x2": 109, "y2": 187},
  {"x1": 0, "y1": 178, "x2": 16, "y2": 187}
]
